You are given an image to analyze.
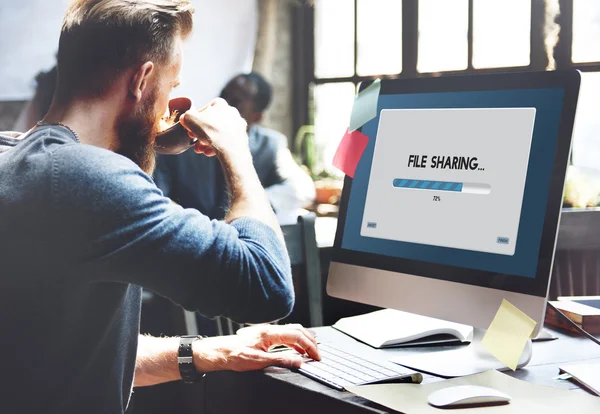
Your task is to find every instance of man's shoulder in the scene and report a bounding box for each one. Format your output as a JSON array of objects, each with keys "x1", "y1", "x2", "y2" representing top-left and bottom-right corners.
[
  {"x1": 251, "y1": 125, "x2": 289, "y2": 149},
  {"x1": 53, "y1": 143, "x2": 152, "y2": 189},
  {"x1": 1, "y1": 126, "x2": 137, "y2": 172},
  {"x1": 1, "y1": 126, "x2": 91, "y2": 159},
  {"x1": 0, "y1": 126, "x2": 71, "y2": 155},
  {"x1": 53, "y1": 140, "x2": 134, "y2": 167},
  {"x1": 24, "y1": 125, "x2": 78, "y2": 147},
  {"x1": 0, "y1": 132, "x2": 22, "y2": 154},
  {"x1": 51, "y1": 143, "x2": 159, "y2": 215}
]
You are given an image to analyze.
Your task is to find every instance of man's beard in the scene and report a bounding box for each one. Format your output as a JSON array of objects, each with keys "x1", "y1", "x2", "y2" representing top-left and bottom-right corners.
[{"x1": 116, "y1": 88, "x2": 159, "y2": 174}]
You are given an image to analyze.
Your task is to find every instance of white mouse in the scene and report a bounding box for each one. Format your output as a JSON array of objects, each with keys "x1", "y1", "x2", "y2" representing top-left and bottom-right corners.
[{"x1": 428, "y1": 385, "x2": 511, "y2": 408}]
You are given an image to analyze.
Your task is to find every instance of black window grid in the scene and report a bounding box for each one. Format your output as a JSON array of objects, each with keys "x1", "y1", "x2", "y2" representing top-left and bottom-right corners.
[{"x1": 291, "y1": 0, "x2": 600, "y2": 142}]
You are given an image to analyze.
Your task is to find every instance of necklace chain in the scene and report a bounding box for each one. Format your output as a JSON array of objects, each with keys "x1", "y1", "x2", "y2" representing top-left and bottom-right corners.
[{"x1": 36, "y1": 121, "x2": 80, "y2": 142}]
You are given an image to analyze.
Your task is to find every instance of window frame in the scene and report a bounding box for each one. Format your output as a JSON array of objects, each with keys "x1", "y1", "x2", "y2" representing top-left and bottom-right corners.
[{"x1": 291, "y1": 0, "x2": 600, "y2": 161}]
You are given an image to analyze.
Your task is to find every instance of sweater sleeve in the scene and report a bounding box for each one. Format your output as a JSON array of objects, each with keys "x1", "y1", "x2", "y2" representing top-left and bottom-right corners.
[{"x1": 50, "y1": 145, "x2": 293, "y2": 323}]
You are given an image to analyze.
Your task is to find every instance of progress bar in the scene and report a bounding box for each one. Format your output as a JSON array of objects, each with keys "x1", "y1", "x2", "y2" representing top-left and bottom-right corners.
[{"x1": 392, "y1": 179, "x2": 491, "y2": 194}]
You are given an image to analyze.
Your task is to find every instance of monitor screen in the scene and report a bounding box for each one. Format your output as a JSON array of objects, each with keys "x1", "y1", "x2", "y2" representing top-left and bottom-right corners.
[{"x1": 332, "y1": 72, "x2": 580, "y2": 299}]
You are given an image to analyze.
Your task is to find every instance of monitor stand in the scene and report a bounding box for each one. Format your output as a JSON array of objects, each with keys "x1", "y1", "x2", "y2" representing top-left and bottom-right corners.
[{"x1": 389, "y1": 328, "x2": 532, "y2": 378}]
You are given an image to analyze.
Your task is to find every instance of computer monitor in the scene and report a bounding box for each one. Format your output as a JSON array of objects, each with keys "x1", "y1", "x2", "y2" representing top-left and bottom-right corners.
[{"x1": 327, "y1": 70, "x2": 580, "y2": 373}]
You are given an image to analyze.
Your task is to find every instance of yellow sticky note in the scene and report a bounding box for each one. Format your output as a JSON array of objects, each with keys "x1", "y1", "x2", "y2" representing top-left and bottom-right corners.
[{"x1": 480, "y1": 299, "x2": 537, "y2": 371}]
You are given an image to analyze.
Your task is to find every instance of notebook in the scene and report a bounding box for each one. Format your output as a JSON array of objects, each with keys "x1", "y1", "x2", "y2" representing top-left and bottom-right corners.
[
  {"x1": 546, "y1": 299, "x2": 600, "y2": 334},
  {"x1": 558, "y1": 295, "x2": 600, "y2": 310},
  {"x1": 559, "y1": 361, "x2": 600, "y2": 396},
  {"x1": 332, "y1": 309, "x2": 473, "y2": 349}
]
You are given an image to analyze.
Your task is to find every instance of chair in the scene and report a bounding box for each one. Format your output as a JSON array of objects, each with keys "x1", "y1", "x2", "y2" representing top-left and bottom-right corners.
[{"x1": 281, "y1": 212, "x2": 324, "y2": 328}]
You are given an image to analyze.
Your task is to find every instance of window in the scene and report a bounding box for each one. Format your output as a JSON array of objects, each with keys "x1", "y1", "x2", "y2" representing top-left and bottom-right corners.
[
  {"x1": 418, "y1": 0, "x2": 468, "y2": 73},
  {"x1": 312, "y1": 82, "x2": 356, "y2": 175},
  {"x1": 572, "y1": 0, "x2": 600, "y2": 63},
  {"x1": 572, "y1": 72, "x2": 600, "y2": 169},
  {"x1": 302, "y1": 0, "x2": 600, "y2": 177},
  {"x1": 314, "y1": 0, "x2": 354, "y2": 79},
  {"x1": 357, "y1": 0, "x2": 403, "y2": 76},
  {"x1": 472, "y1": 0, "x2": 531, "y2": 69},
  {"x1": 568, "y1": 1, "x2": 600, "y2": 170}
]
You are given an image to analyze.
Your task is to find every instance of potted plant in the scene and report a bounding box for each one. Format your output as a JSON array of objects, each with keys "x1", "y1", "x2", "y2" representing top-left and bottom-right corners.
[{"x1": 294, "y1": 125, "x2": 344, "y2": 206}]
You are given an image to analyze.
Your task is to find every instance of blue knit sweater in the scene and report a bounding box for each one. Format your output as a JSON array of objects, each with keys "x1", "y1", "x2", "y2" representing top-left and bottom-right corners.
[{"x1": 0, "y1": 125, "x2": 293, "y2": 413}]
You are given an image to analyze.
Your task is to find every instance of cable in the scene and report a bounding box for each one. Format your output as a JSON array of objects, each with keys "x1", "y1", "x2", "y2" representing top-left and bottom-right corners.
[{"x1": 546, "y1": 301, "x2": 600, "y2": 346}]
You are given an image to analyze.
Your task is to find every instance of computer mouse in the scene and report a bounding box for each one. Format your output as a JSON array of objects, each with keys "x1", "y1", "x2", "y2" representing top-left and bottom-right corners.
[{"x1": 428, "y1": 385, "x2": 511, "y2": 408}]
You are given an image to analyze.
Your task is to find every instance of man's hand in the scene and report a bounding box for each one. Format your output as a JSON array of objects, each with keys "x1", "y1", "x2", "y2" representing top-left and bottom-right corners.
[
  {"x1": 179, "y1": 98, "x2": 248, "y2": 158},
  {"x1": 179, "y1": 97, "x2": 283, "y2": 237},
  {"x1": 193, "y1": 324, "x2": 321, "y2": 373}
]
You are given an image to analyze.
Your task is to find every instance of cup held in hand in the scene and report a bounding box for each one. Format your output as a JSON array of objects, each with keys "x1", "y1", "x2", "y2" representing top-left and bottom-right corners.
[{"x1": 155, "y1": 97, "x2": 197, "y2": 155}]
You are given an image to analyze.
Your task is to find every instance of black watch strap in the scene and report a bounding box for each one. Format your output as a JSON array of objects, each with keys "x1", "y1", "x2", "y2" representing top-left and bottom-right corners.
[{"x1": 178, "y1": 335, "x2": 206, "y2": 384}]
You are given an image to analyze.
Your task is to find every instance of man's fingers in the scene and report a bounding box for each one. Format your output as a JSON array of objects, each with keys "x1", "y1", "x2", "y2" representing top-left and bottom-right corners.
[
  {"x1": 194, "y1": 137, "x2": 212, "y2": 147},
  {"x1": 285, "y1": 343, "x2": 313, "y2": 357},
  {"x1": 193, "y1": 142, "x2": 216, "y2": 157},
  {"x1": 211, "y1": 97, "x2": 228, "y2": 107},
  {"x1": 242, "y1": 324, "x2": 321, "y2": 361},
  {"x1": 180, "y1": 102, "x2": 233, "y2": 142},
  {"x1": 179, "y1": 111, "x2": 204, "y2": 136},
  {"x1": 286, "y1": 323, "x2": 318, "y2": 345},
  {"x1": 295, "y1": 332, "x2": 321, "y2": 361},
  {"x1": 190, "y1": 131, "x2": 217, "y2": 156},
  {"x1": 278, "y1": 324, "x2": 319, "y2": 357},
  {"x1": 231, "y1": 348, "x2": 303, "y2": 371},
  {"x1": 260, "y1": 350, "x2": 303, "y2": 369},
  {"x1": 194, "y1": 147, "x2": 216, "y2": 156},
  {"x1": 274, "y1": 331, "x2": 320, "y2": 361}
]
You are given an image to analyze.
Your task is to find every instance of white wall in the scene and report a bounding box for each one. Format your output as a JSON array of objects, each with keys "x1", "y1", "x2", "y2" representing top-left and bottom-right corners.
[
  {"x1": 0, "y1": 0, "x2": 70, "y2": 100},
  {"x1": 0, "y1": 0, "x2": 257, "y2": 103},
  {"x1": 178, "y1": 0, "x2": 257, "y2": 105}
]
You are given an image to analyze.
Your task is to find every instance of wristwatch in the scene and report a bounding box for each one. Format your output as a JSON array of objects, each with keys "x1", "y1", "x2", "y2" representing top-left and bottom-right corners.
[{"x1": 178, "y1": 335, "x2": 206, "y2": 383}]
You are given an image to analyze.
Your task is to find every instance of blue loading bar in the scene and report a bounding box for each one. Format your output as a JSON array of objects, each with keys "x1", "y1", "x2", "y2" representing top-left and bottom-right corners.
[{"x1": 393, "y1": 179, "x2": 463, "y2": 192}]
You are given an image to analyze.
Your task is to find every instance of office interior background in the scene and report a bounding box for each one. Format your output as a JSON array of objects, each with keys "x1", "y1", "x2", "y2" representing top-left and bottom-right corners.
[
  {"x1": 1, "y1": 0, "x2": 600, "y2": 409},
  {"x1": 1, "y1": 1, "x2": 600, "y2": 412}
]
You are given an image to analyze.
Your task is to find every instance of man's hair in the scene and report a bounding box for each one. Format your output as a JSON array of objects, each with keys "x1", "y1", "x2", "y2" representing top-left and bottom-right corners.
[
  {"x1": 245, "y1": 72, "x2": 272, "y2": 112},
  {"x1": 56, "y1": 0, "x2": 194, "y2": 101},
  {"x1": 221, "y1": 72, "x2": 273, "y2": 113}
]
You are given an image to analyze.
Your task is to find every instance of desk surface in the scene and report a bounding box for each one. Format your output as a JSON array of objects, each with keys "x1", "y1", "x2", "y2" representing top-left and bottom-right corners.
[{"x1": 203, "y1": 326, "x2": 600, "y2": 414}]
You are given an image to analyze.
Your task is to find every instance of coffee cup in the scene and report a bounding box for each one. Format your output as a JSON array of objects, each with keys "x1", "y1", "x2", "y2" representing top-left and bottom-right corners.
[{"x1": 155, "y1": 97, "x2": 197, "y2": 155}]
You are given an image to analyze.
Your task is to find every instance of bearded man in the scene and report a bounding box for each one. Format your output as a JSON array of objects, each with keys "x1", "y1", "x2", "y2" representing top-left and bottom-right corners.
[{"x1": 0, "y1": 1, "x2": 318, "y2": 413}]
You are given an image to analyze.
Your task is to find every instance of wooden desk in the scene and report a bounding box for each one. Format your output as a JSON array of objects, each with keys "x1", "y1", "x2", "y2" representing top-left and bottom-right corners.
[{"x1": 202, "y1": 326, "x2": 600, "y2": 413}]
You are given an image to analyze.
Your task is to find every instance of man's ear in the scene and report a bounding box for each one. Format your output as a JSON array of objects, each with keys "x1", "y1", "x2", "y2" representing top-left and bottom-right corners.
[{"x1": 129, "y1": 61, "x2": 154, "y2": 102}]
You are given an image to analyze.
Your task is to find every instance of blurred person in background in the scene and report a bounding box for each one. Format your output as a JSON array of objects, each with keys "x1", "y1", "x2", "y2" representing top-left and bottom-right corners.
[{"x1": 13, "y1": 64, "x2": 57, "y2": 132}]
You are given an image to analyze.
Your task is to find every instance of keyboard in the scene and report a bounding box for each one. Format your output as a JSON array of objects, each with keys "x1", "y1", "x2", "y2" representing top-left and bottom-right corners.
[{"x1": 298, "y1": 342, "x2": 423, "y2": 391}]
